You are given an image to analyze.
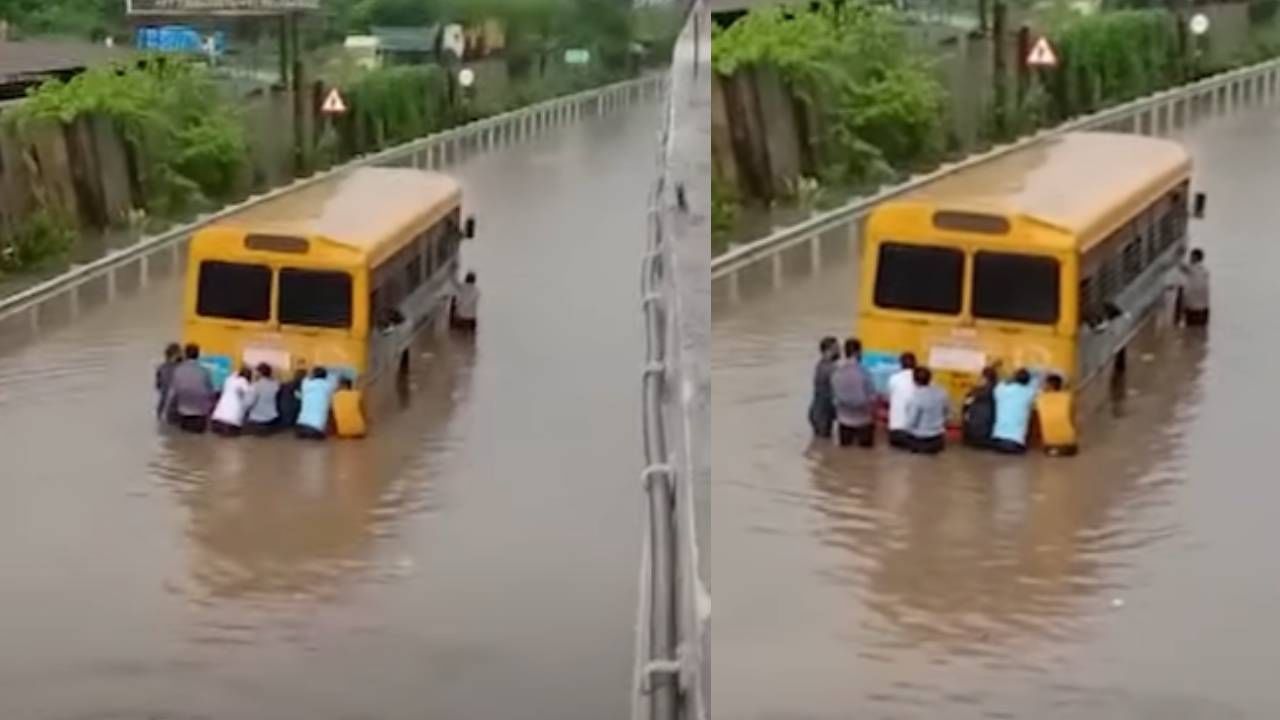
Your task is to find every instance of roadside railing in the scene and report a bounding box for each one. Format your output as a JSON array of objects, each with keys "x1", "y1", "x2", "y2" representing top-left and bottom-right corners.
[
  {"x1": 711, "y1": 58, "x2": 1280, "y2": 296},
  {"x1": 635, "y1": 3, "x2": 709, "y2": 720},
  {"x1": 0, "y1": 72, "x2": 666, "y2": 334}
]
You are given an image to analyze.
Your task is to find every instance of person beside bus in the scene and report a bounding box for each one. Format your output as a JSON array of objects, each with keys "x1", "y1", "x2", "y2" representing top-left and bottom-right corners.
[
  {"x1": 450, "y1": 271, "x2": 480, "y2": 330},
  {"x1": 886, "y1": 352, "x2": 919, "y2": 449},
  {"x1": 991, "y1": 368, "x2": 1039, "y2": 455},
  {"x1": 962, "y1": 366, "x2": 1000, "y2": 449},
  {"x1": 902, "y1": 367, "x2": 948, "y2": 455},
  {"x1": 830, "y1": 338, "x2": 876, "y2": 448},
  {"x1": 165, "y1": 343, "x2": 216, "y2": 434},
  {"x1": 808, "y1": 336, "x2": 840, "y2": 439},
  {"x1": 210, "y1": 367, "x2": 256, "y2": 437},
  {"x1": 1176, "y1": 248, "x2": 1210, "y2": 327},
  {"x1": 332, "y1": 377, "x2": 367, "y2": 439},
  {"x1": 277, "y1": 368, "x2": 306, "y2": 428},
  {"x1": 296, "y1": 367, "x2": 340, "y2": 440},
  {"x1": 245, "y1": 363, "x2": 281, "y2": 435},
  {"x1": 1035, "y1": 374, "x2": 1078, "y2": 457},
  {"x1": 155, "y1": 342, "x2": 181, "y2": 420}
]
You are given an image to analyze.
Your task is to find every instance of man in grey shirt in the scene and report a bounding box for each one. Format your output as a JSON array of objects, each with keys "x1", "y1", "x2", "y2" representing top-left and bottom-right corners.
[
  {"x1": 901, "y1": 367, "x2": 948, "y2": 455},
  {"x1": 831, "y1": 338, "x2": 877, "y2": 448},
  {"x1": 164, "y1": 343, "x2": 216, "y2": 434}
]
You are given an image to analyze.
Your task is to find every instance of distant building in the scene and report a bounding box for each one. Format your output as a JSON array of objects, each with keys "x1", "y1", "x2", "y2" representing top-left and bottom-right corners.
[
  {"x1": 0, "y1": 39, "x2": 132, "y2": 102},
  {"x1": 342, "y1": 20, "x2": 506, "y2": 69}
]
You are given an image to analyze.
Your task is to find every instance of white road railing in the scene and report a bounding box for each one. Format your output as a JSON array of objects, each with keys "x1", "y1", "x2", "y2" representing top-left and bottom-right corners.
[{"x1": 635, "y1": 4, "x2": 709, "y2": 720}]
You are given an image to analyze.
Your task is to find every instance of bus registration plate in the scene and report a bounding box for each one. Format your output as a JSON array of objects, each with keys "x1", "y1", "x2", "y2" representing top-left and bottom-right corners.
[{"x1": 928, "y1": 345, "x2": 986, "y2": 374}]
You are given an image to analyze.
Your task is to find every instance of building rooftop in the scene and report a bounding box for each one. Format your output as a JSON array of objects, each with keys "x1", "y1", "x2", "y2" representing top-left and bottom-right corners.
[{"x1": 0, "y1": 39, "x2": 130, "y2": 81}]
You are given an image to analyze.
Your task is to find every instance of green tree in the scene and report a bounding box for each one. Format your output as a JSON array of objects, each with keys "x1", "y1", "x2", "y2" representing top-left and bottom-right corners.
[
  {"x1": 713, "y1": 0, "x2": 945, "y2": 191},
  {"x1": 0, "y1": 0, "x2": 123, "y2": 39},
  {"x1": 9, "y1": 58, "x2": 249, "y2": 216}
]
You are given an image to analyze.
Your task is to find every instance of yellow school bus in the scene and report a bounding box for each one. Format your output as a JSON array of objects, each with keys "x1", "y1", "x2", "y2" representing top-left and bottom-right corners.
[
  {"x1": 181, "y1": 166, "x2": 475, "y2": 393},
  {"x1": 858, "y1": 131, "x2": 1199, "y2": 417}
]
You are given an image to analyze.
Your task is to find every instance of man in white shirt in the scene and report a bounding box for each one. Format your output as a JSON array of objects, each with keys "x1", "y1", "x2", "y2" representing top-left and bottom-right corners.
[
  {"x1": 210, "y1": 367, "x2": 256, "y2": 437},
  {"x1": 886, "y1": 352, "x2": 918, "y2": 449},
  {"x1": 1176, "y1": 248, "x2": 1210, "y2": 327},
  {"x1": 451, "y1": 271, "x2": 480, "y2": 331}
]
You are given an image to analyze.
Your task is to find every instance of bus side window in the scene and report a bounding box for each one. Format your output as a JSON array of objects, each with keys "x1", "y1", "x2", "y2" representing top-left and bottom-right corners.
[
  {"x1": 1122, "y1": 238, "x2": 1143, "y2": 283},
  {"x1": 370, "y1": 287, "x2": 384, "y2": 329},
  {"x1": 406, "y1": 254, "x2": 422, "y2": 292},
  {"x1": 422, "y1": 227, "x2": 437, "y2": 279},
  {"x1": 1079, "y1": 276, "x2": 1100, "y2": 326},
  {"x1": 436, "y1": 229, "x2": 452, "y2": 269}
]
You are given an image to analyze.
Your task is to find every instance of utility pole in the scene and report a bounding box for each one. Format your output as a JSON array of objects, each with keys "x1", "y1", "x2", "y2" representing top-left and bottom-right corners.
[
  {"x1": 992, "y1": 0, "x2": 1007, "y2": 139},
  {"x1": 290, "y1": 11, "x2": 305, "y2": 175}
]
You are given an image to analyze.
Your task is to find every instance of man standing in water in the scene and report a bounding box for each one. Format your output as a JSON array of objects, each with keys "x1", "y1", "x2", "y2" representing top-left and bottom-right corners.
[
  {"x1": 808, "y1": 336, "x2": 840, "y2": 439},
  {"x1": 450, "y1": 272, "x2": 481, "y2": 331},
  {"x1": 1176, "y1": 248, "x2": 1210, "y2": 327},
  {"x1": 902, "y1": 367, "x2": 949, "y2": 454},
  {"x1": 165, "y1": 344, "x2": 215, "y2": 433},
  {"x1": 154, "y1": 342, "x2": 181, "y2": 421},
  {"x1": 830, "y1": 338, "x2": 877, "y2": 448},
  {"x1": 886, "y1": 352, "x2": 918, "y2": 449},
  {"x1": 991, "y1": 368, "x2": 1039, "y2": 454}
]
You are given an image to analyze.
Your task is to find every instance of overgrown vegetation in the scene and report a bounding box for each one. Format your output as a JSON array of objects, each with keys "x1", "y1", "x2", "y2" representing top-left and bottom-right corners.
[
  {"x1": 7, "y1": 58, "x2": 249, "y2": 220},
  {"x1": 711, "y1": 0, "x2": 945, "y2": 248},
  {"x1": 0, "y1": 0, "x2": 122, "y2": 39},
  {"x1": 713, "y1": 1, "x2": 945, "y2": 191},
  {"x1": 0, "y1": 209, "x2": 76, "y2": 275},
  {"x1": 1045, "y1": 10, "x2": 1185, "y2": 121},
  {"x1": 711, "y1": 0, "x2": 1280, "y2": 253},
  {"x1": 711, "y1": 175, "x2": 738, "y2": 256}
]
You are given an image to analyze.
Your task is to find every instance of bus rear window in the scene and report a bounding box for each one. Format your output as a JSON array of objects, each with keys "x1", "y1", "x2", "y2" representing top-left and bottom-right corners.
[
  {"x1": 197, "y1": 261, "x2": 271, "y2": 322},
  {"x1": 278, "y1": 268, "x2": 353, "y2": 328},
  {"x1": 873, "y1": 243, "x2": 964, "y2": 315},
  {"x1": 972, "y1": 251, "x2": 1060, "y2": 324}
]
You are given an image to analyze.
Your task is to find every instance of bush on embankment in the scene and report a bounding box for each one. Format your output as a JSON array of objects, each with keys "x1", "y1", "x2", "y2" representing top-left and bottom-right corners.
[
  {"x1": 6, "y1": 57, "x2": 250, "y2": 221},
  {"x1": 712, "y1": 0, "x2": 945, "y2": 194},
  {"x1": 0, "y1": 209, "x2": 76, "y2": 277},
  {"x1": 1043, "y1": 10, "x2": 1186, "y2": 123}
]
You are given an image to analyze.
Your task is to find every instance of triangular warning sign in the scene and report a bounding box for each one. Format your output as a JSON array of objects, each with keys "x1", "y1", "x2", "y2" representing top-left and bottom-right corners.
[
  {"x1": 1026, "y1": 37, "x2": 1058, "y2": 68},
  {"x1": 321, "y1": 88, "x2": 347, "y2": 114}
]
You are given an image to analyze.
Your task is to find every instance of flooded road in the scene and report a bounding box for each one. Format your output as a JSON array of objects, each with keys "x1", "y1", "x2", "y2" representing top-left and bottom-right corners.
[
  {"x1": 0, "y1": 102, "x2": 658, "y2": 719},
  {"x1": 712, "y1": 107, "x2": 1280, "y2": 718}
]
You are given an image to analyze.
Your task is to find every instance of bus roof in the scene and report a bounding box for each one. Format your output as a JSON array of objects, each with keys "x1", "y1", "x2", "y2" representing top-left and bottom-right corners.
[
  {"x1": 216, "y1": 167, "x2": 462, "y2": 266},
  {"x1": 890, "y1": 131, "x2": 1191, "y2": 250}
]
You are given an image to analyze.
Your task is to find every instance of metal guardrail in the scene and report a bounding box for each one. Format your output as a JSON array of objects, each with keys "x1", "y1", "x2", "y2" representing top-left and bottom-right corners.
[
  {"x1": 635, "y1": 4, "x2": 708, "y2": 720},
  {"x1": 0, "y1": 72, "x2": 666, "y2": 330},
  {"x1": 711, "y1": 58, "x2": 1280, "y2": 286}
]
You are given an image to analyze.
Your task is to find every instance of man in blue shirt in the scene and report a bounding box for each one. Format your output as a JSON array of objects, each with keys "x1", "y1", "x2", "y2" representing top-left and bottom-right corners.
[
  {"x1": 296, "y1": 366, "x2": 341, "y2": 440},
  {"x1": 991, "y1": 368, "x2": 1039, "y2": 454}
]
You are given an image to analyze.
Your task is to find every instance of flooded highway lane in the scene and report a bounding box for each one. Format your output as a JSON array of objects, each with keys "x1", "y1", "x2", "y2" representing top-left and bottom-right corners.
[
  {"x1": 0, "y1": 102, "x2": 658, "y2": 720},
  {"x1": 712, "y1": 107, "x2": 1280, "y2": 719}
]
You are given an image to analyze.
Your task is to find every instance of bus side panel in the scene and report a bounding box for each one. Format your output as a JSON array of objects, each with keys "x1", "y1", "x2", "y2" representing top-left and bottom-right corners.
[
  {"x1": 1075, "y1": 233, "x2": 1184, "y2": 391},
  {"x1": 364, "y1": 229, "x2": 460, "y2": 390}
]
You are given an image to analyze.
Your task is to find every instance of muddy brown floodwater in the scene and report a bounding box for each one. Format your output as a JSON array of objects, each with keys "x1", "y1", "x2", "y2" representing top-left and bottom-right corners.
[
  {"x1": 713, "y1": 107, "x2": 1280, "y2": 718},
  {"x1": 0, "y1": 102, "x2": 658, "y2": 720}
]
